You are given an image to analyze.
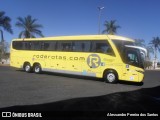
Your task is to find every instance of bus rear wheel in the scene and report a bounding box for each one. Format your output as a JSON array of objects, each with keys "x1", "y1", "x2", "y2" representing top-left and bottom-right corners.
[
  {"x1": 104, "y1": 70, "x2": 118, "y2": 83},
  {"x1": 24, "y1": 63, "x2": 32, "y2": 73},
  {"x1": 33, "y1": 64, "x2": 42, "y2": 74}
]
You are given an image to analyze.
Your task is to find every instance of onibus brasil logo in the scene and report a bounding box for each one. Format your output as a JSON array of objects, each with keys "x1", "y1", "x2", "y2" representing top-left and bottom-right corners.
[{"x1": 87, "y1": 54, "x2": 101, "y2": 68}]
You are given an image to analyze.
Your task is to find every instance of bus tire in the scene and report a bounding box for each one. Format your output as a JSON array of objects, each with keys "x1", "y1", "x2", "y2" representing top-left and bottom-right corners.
[
  {"x1": 24, "y1": 63, "x2": 32, "y2": 73},
  {"x1": 103, "y1": 70, "x2": 118, "y2": 83},
  {"x1": 33, "y1": 64, "x2": 42, "y2": 74}
]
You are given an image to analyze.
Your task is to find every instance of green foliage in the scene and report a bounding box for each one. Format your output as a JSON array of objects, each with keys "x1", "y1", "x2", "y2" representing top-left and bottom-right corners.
[
  {"x1": 134, "y1": 39, "x2": 145, "y2": 47},
  {"x1": 149, "y1": 37, "x2": 160, "y2": 60},
  {"x1": 102, "y1": 20, "x2": 121, "y2": 35},
  {"x1": 144, "y1": 61, "x2": 152, "y2": 69},
  {"x1": 134, "y1": 39, "x2": 153, "y2": 60},
  {"x1": 0, "y1": 41, "x2": 9, "y2": 61},
  {"x1": 0, "y1": 11, "x2": 13, "y2": 34},
  {"x1": 15, "y1": 15, "x2": 44, "y2": 38},
  {"x1": 149, "y1": 37, "x2": 160, "y2": 52},
  {"x1": 0, "y1": 10, "x2": 12, "y2": 61}
]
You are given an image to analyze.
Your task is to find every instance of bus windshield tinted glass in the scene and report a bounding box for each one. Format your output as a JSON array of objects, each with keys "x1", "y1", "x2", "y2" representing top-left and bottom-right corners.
[
  {"x1": 125, "y1": 48, "x2": 144, "y2": 68},
  {"x1": 126, "y1": 49, "x2": 139, "y2": 67},
  {"x1": 112, "y1": 40, "x2": 135, "y2": 54}
]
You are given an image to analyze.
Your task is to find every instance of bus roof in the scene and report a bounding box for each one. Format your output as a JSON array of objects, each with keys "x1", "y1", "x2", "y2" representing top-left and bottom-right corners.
[{"x1": 12, "y1": 35, "x2": 135, "y2": 42}]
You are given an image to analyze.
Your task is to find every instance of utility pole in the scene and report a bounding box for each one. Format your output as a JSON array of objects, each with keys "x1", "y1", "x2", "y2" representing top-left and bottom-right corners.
[{"x1": 98, "y1": 6, "x2": 104, "y2": 34}]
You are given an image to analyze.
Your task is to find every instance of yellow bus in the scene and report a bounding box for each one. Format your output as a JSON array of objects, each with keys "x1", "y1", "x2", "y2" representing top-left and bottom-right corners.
[{"x1": 10, "y1": 35, "x2": 145, "y2": 83}]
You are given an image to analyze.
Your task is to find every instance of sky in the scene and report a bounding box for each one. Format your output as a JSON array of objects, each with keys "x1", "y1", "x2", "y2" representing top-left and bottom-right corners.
[{"x1": 0, "y1": 0, "x2": 160, "y2": 61}]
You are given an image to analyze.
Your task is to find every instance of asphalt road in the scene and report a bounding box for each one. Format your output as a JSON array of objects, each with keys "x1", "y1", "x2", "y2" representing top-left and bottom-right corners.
[{"x1": 0, "y1": 66, "x2": 160, "y2": 109}]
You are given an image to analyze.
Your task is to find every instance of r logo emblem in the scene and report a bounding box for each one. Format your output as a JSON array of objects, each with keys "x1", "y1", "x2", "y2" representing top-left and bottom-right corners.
[{"x1": 87, "y1": 54, "x2": 101, "y2": 68}]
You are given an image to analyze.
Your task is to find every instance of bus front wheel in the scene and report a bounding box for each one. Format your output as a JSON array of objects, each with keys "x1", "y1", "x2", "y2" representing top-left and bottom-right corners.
[
  {"x1": 104, "y1": 70, "x2": 118, "y2": 83},
  {"x1": 33, "y1": 64, "x2": 42, "y2": 74}
]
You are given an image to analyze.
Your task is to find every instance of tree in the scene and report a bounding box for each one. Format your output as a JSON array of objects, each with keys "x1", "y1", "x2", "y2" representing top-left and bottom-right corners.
[
  {"x1": 134, "y1": 39, "x2": 145, "y2": 47},
  {"x1": 149, "y1": 37, "x2": 160, "y2": 69},
  {"x1": 0, "y1": 11, "x2": 13, "y2": 62},
  {"x1": 0, "y1": 41, "x2": 10, "y2": 62},
  {"x1": 134, "y1": 39, "x2": 153, "y2": 60},
  {"x1": 146, "y1": 46, "x2": 154, "y2": 61},
  {"x1": 102, "y1": 20, "x2": 121, "y2": 35},
  {"x1": 0, "y1": 11, "x2": 13, "y2": 36},
  {"x1": 15, "y1": 15, "x2": 44, "y2": 38},
  {"x1": 134, "y1": 38, "x2": 155, "y2": 69}
]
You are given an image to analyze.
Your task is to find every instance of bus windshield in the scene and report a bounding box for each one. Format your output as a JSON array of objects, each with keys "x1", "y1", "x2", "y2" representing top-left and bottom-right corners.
[
  {"x1": 112, "y1": 39, "x2": 135, "y2": 54},
  {"x1": 124, "y1": 48, "x2": 144, "y2": 69},
  {"x1": 112, "y1": 39, "x2": 144, "y2": 69}
]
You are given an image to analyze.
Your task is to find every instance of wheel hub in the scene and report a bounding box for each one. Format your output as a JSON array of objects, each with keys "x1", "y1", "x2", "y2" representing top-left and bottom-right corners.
[{"x1": 107, "y1": 73, "x2": 115, "y2": 82}]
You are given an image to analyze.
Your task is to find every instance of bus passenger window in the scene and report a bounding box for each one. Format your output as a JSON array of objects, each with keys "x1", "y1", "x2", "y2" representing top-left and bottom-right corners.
[
  {"x1": 82, "y1": 41, "x2": 91, "y2": 52},
  {"x1": 41, "y1": 41, "x2": 56, "y2": 51},
  {"x1": 41, "y1": 43, "x2": 49, "y2": 50},
  {"x1": 12, "y1": 41, "x2": 23, "y2": 50},
  {"x1": 95, "y1": 44, "x2": 105, "y2": 53},
  {"x1": 92, "y1": 40, "x2": 114, "y2": 55},
  {"x1": 23, "y1": 42, "x2": 31, "y2": 50},
  {"x1": 62, "y1": 43, "x2": 72, "y2": 51},
  {"x1": 72, "y1": 41, "x2": 82, "y2": 52},
  {"x1": 57, "y1": 41, "x2": 72, "y2": 51},
  {"x1": 72, "y1": 41, "x2": 91, "y2": 52},
  {"x1": 31, "y1": 41, "x2": 41, "y2": 50}
]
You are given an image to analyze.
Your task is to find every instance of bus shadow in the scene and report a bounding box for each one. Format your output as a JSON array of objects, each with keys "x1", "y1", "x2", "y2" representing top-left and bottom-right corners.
[
  {"x1": 0, "y1": 86, "x2": 160, "y2": 119},
  {"x1": 42, "y1": 71, "x2": 144, "y2": 86},
  {"x1": 16, "y1": 70, "x2": 144, "y2": 86},
  {"x1": 42, "y1": 71, "x2": 103, "y2": 82},
  {"x1": 118, "y1": 81, "x2": 144, "y2": 86}
]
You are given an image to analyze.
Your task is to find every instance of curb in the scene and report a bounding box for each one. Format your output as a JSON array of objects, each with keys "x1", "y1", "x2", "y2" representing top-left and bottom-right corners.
[{"x1": 0, "y1": 64, "x2": 10, "y2": 66}]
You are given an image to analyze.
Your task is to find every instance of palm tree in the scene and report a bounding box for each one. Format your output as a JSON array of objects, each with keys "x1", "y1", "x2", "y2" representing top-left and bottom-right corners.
[
  {"x1": 149, "y1": 37, "x2": 160, "y2": 69},
  {"x1": 0, "y1": 11, "x2": 13, "y2": 40},
  {"x1": 102, "y1": 20, "x2": 121, "y2": 35},
  {"x1": 134, "y1": 39, "x2": 149, "y2": 58},
  {"x1": 146, "y1": 45, "x2": 154, "y2": 60},
  {"x1": 15, "y1": 15, "x2": 44, "y2": 38},
  {"x1": 0, "y1": 11, "x2": 13, "y2": 62},
  {"x1": 134, "y1": 39, "x2": 145, "y2": 47},
  {"x1": 134, "y1": 39, "x2": 152, "y2": 69}
]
